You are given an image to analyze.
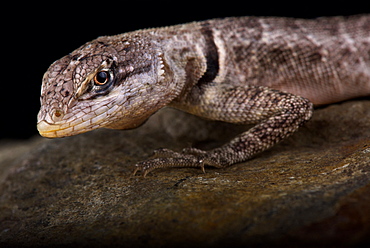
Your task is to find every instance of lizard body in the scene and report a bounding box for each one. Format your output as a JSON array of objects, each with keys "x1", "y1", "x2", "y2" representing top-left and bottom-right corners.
[{"x1": 37, "y1": 15, "x2": 370, "y2": 176}]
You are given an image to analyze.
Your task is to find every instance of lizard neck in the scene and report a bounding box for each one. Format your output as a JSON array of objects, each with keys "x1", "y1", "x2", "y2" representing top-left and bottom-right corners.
[{"x1": 153, "y1": 22, "x2": 220, "y2": 105}]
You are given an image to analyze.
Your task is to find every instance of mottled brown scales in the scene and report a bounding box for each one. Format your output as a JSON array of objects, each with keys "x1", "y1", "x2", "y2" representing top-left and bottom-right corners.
[{"x1": 37, "y1": 15, "x2": 370, "y2": 176}]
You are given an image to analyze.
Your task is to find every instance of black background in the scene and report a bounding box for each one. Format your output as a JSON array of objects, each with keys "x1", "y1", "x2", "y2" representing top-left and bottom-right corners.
[{"x1": 2, "y1": 1, "x2": 368, "y2": 140}]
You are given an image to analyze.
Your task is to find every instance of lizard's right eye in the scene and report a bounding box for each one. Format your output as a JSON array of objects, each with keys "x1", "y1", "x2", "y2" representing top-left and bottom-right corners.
[{"x1": 94, "y1": 71, "x2": 110, "y2": 85}]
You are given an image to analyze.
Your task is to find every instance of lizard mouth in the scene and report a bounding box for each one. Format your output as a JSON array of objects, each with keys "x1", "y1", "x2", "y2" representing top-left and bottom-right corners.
[
  {"x1": 37, "y1": 105, "x2": 112, "y2": 138},
  {"x1": 37, "y1": 120, "x2": 85, "y2": 138},
  {"x1": 37, "y1": 120, "x2": 94, "y2": 138}
]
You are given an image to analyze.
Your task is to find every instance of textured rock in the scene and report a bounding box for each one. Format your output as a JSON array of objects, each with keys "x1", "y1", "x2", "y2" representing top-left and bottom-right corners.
[{"x1": 0, "y1": 100, "x2": 369, "y2": 247}]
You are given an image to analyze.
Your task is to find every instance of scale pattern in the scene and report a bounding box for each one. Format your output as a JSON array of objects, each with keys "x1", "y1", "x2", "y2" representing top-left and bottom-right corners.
[{"x1": 37, "y1": 15, "x2": 370, "y2": 176}]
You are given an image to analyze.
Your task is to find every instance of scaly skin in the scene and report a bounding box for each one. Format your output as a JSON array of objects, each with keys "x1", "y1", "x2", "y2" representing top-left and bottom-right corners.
[{"x1": 38, "y1": 15, "x2": 370, "y2": 176}]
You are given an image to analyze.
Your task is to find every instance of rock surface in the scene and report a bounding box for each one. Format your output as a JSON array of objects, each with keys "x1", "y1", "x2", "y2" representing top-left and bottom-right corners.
[{"x1": 1, "y1": 100, "x2": 369, "y2": 247}]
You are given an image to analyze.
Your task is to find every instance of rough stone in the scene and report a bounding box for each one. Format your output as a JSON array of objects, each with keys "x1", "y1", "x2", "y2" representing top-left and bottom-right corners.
[{"x1": 0, "y1": 100, "x2": 369, "y2": 247}]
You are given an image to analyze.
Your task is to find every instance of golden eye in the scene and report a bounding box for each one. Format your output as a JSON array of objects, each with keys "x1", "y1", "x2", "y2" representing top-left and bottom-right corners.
[{"x1": 94, "y1": 71, "x2": 110, "y2": 85}]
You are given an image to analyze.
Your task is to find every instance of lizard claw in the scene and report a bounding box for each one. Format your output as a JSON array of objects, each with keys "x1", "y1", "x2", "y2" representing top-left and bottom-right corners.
[{"x1": 132, "y1": 162, "x2": 151, "y2": 177}]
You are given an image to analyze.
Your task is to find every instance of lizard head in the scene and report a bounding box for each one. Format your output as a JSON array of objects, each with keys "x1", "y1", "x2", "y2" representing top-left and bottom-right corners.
[{"x1": 37, "y1": 34, "x2": 172, "y2": 138}]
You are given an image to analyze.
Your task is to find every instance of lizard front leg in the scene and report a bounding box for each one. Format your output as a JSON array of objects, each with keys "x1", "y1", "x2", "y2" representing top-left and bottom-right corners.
[{"x1": 133, "y1": 85, "x2": 313, "y2": 176}]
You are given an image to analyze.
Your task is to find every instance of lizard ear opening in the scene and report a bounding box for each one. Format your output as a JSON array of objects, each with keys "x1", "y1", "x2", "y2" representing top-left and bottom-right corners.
[{"x1": 156, "y1": 52, "x2": 173, "y2": 84}]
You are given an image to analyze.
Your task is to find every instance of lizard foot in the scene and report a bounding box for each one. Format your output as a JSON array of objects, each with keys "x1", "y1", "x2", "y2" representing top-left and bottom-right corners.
[{"x1": 132, "y1": 148, "x2": 227, "y2": 177}]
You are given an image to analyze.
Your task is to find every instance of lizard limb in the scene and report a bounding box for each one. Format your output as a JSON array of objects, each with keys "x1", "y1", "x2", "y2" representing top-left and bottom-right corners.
[{"x1": 133, "y1": 85, "x2": 313, "y2": 176}]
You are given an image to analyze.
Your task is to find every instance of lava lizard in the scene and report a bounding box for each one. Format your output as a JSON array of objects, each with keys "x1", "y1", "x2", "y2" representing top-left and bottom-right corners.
[{"x1": 37, "y1": 15, "x2": 370, "y2": 176}]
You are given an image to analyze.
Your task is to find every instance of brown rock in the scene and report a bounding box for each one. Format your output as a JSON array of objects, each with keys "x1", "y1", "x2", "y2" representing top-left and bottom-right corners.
[{"x1": 0, "y1": 100, "x2": 369, "y2": 247}]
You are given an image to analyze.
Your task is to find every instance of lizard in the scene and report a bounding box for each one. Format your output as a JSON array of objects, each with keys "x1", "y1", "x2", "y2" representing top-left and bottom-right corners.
[{"x1": 37, "y1": 15, "x2": 370, "y2": 177}]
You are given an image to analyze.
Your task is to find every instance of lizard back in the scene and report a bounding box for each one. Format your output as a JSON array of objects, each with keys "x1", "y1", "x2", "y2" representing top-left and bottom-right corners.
[{"x1": 168, "y1": 15, "x2": 370, "y2": 105}]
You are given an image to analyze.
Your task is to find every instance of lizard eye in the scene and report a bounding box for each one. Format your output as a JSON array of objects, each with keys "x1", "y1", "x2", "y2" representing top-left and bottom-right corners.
[{"x1": 94, "y1": 71, "x2": 111, "y2": 86}]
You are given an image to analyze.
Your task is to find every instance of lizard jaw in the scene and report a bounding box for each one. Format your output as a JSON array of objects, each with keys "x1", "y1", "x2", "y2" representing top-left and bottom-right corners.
[
  {"x1": 37, "y1": 109, "x2": 149, "y2": 138},
  {"x1": 37, "y1": 120, "x2": 91, "y2": 138},
  {"x1": 37, "y1": 120, "x2": 65, "y2": 138},
  {"x1": 37, "y1": 109, "x2": 106, "y2": 138}
]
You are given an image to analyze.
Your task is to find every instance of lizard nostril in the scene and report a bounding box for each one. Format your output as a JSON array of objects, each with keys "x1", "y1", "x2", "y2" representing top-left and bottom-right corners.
[
  {"x1": 55, "y1": 110, "x2": 62, "y2": 117},
  {"x1": 51, "y1": 109, "x2": 64, "y2": 122}
]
